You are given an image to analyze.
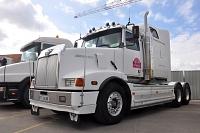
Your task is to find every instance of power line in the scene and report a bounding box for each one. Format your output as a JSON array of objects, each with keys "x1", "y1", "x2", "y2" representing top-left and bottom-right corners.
[
  {"x1": 74, "y1": 0, "x2": 175, "y2": 20},
  {"x1": 74, "y1": 0, "x2": 142, "y2": 19}
]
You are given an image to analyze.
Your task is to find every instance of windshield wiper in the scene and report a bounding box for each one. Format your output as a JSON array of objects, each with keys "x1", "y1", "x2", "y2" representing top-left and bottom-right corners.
[
  {"x1": 97, "y1": 44, "x2": 110, "y2": 48},
  {"x1": 97, "y1": 44, "x2": 119, "y2": 48}
]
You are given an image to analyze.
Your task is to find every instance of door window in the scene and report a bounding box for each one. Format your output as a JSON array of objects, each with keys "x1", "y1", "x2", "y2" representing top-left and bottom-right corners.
[{"x1": 126, "y1": 32, "x2": 140, "y2": 51}]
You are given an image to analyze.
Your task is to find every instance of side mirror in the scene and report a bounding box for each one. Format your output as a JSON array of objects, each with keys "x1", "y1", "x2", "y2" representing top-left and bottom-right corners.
[
  {"x1": 132, "y1": 26, "x2": 139, "y2": 39},
  {"x1": 1, "y1": 58, "x2": 7, "y2": 66},
  {"x1": 74, "y1": 42, "x2": 78, "y2": 48}
]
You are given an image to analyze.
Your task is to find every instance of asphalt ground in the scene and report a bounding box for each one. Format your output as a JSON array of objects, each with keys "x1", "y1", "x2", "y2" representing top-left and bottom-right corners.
[{"x1": 0, "y1": 100, "x2": 200, "y2": 133}]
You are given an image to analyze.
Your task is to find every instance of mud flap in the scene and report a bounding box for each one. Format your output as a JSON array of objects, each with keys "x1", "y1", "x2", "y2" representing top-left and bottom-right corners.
[
  {"x1": 31, "y1": 105, "x2": 40, "y2": 116},
  {"x1": 68, "y1": 113, "x2": 81, "y2": 127}
]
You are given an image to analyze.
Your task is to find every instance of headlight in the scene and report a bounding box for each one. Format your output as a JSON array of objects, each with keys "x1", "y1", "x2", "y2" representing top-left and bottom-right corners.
[
  {"x1": 65, "y1": 78, "x2": 84, "y2": 87},
  {"x1": 65, "y1": 78, "x2": 76, "y2": 87}
]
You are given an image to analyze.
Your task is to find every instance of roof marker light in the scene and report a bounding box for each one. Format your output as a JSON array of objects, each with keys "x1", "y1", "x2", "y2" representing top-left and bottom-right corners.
[
  {"x1": 98, "y1": 26, "x2": 103, "y2": 30},
  {"x1": 112, "y1": 22, "x2": 115, "y2": 27},
  {"x1": 116, "y1": 23, "x2": 121, "y2": 27},
  {"x1": 92, "y1": 27, "x2": 96, "y2": 31},
  {"x1": 106, "y1": 22, "x2": 110, "y2": 27}
]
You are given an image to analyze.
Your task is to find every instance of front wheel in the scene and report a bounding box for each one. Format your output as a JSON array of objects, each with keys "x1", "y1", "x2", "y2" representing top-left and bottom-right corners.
[{"x1": 94, "y1": 82, "x2": 127, "y2": 125}]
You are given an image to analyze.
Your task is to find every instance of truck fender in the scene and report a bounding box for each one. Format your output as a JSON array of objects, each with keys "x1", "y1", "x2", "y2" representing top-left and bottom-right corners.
[
  {"x1": 168, "y1": 82, "x2": 183, "y2": 93},
  {"x1": 98, "y1": 76, "x2": 131, "y2": 113}
]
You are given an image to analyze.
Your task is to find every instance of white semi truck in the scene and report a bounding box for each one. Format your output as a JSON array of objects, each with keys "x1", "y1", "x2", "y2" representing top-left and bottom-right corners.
[
  {"x1": 30, "y1": 12, "x2": 191, "y2": 124},
  {"x1": 0, "y1": 37, "x2": 73, "y2": 108}
]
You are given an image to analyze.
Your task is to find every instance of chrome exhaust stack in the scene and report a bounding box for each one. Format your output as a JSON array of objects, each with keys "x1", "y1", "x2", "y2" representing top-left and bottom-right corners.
[{"x1": 143, "y1": 11, "x2": 152, "y2": 81}]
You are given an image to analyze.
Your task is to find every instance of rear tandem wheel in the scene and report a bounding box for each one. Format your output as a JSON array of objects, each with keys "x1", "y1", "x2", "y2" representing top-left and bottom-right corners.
[
  {"x1": 182, "y1": 83, "x2": 191, "y2": 105},
  {"x1": 171, "y1": 83, "x2": 183, "y2": 107}
]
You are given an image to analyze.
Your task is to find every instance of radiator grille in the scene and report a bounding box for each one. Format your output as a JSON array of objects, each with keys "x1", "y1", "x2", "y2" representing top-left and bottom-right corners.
[{"x1": 35, "y1": 55, "x2": 58, "y2": 89}]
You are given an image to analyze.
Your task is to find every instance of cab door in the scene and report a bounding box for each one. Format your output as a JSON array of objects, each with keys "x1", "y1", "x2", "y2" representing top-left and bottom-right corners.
[{"x1": 123, "y1": 31, "x2": 143, "y2": 77}]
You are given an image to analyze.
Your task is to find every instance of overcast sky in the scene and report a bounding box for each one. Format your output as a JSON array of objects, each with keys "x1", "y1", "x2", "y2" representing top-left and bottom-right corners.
[{"x1": 0, "y1": 0, "x2": 200, "y2": 70}]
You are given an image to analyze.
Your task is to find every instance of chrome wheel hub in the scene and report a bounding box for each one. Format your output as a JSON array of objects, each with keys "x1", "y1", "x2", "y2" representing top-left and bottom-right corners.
[{"x1": 107, "y1": 92, "x2": 123, "y2": 116}]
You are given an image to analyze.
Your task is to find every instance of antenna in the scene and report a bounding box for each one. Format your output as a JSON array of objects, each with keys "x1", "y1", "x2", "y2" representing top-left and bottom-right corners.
[
  {"x1": 126, "y1": 15, "x2": 134, "y2": 28},
  {"x1": 80, "y1": 18, "x2": 82, "y2": 39},
  {"x1": 129, "y1": 7, "x2": 130, "y2": 22},
  {"x1": 39, "y1": 23, "x2": 40, "y2": 38}
]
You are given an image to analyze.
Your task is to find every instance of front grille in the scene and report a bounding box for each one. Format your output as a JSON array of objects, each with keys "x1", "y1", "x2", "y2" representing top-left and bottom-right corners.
[{"x1": 35, "y1": 55, "x2": 58, "y2": 89}]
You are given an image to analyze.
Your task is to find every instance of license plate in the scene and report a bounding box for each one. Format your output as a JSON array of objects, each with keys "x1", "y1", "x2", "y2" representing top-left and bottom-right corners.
[{"x1": 38, "y1": 95, "x2": 49, "y2": 102}]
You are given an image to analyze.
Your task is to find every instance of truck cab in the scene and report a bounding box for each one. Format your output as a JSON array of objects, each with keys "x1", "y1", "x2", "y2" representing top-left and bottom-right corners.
[{"x1": 0, "y1": 37, "x2": 73, "y2": 108}]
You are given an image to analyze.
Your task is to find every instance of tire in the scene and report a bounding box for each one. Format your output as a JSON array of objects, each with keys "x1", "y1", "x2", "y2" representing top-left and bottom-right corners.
[
  {"x1": 171, "y1": 83, "x2": 182, "y2": 108},
  {"x1": 94, "y1": 82, "x2": 127, "y2": 125},
  {"x1": 21, "y1": 84, "x2": 31, "y2": 109},
  {"x1": 182, "y1": 83, "x2": 191, "y2": 105}
]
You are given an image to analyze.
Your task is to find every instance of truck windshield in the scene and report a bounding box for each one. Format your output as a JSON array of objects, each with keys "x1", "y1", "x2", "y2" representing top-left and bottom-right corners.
[
  {"x1": 82, "y1": 28, "x2": 122, "y2": 48},
  {"x1": 21, "y1": 44, "x2": 40, "y2": 62}
]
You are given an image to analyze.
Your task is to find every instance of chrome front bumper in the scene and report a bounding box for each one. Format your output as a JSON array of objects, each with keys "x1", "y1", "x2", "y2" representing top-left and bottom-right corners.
[{"x1": 29, "y1": 89, "x2": 99, "y2": 114}]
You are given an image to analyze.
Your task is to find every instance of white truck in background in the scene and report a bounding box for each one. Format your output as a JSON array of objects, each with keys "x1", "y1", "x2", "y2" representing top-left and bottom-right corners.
[
  {"x1": 30, "y1": 11, "x2": 191, "y2": 125},
  {"x1": 0, "y1": 37, "x2": 73, "y2": 108}
]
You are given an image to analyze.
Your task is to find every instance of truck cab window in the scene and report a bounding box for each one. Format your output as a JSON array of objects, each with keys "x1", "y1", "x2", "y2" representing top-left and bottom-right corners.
[
  {"x1": 83, "y1": 38, "x2": 98, "y2": 48},
  {"x1": 126, "y1": 32, "x2": 140, "y2": 51},
  {"x1": 150, "y1": 27, "x2": 159, "y2": 39},
  {"x1": 21, "y1": 44, "x2": 40, "y2": 62},
  {"x1": 82, "y1": 28, "x2": 122, "y2": 48},
  {"x1": 43, "y1": 44, "x2": 55, "y2": 50}
]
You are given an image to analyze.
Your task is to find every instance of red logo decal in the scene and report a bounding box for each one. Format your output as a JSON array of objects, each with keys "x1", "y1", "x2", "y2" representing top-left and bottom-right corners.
[{"x1": 133, "y1": 58, "x2": 141, "y2": 68}]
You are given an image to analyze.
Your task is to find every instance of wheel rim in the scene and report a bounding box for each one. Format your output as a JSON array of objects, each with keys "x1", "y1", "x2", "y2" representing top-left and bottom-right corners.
[
  {"x1": 107, "y1": 92, "x2": 123, "y2": 116},
  {"x1": 177, "y1": 89, "x2": 181, "y2": 102},
  {"x1": 185, "y1": 88, "x2": 190, "y2": 100}
]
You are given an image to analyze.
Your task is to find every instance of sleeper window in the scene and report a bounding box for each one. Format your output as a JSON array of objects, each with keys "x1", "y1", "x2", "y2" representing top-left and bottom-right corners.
[{"x1": 150, "y1": 27, "x2": 159, "y2": 39}]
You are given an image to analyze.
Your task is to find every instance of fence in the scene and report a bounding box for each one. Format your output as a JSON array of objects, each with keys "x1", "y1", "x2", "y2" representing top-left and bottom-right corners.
[{"x1": 171, "y1": 71, "x2": 200, "y2": 100}]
